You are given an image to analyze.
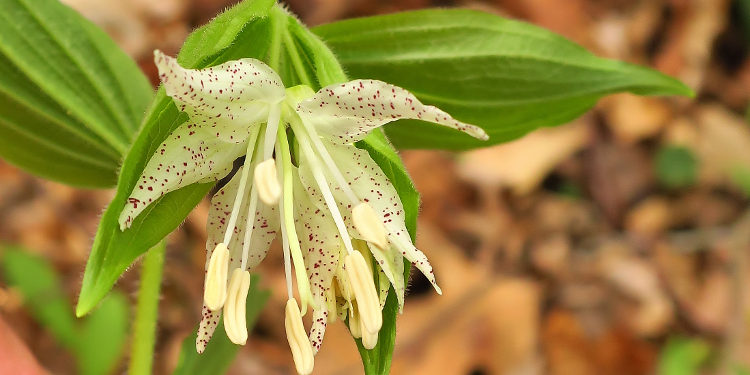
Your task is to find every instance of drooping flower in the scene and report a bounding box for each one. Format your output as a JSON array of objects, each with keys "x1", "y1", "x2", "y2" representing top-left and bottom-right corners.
[{"x1": 119, "y1": 50, "x2": 487, "y2": 374}]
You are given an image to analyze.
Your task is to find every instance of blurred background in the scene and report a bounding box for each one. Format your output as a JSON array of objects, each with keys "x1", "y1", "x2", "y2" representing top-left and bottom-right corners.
[{"x1": 1, "y1": 0, "x2": 750, "y2": 374}]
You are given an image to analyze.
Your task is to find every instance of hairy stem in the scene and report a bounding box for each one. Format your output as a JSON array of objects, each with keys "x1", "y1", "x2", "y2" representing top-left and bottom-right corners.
[{"x1": 128, "y1": 241, "x2": 166, "y2": 374}]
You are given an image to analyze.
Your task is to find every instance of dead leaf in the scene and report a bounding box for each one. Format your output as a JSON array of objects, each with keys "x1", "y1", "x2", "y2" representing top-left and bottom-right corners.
[{"x1": 458, "y1": 121, "x2": 589, "y2": 195}]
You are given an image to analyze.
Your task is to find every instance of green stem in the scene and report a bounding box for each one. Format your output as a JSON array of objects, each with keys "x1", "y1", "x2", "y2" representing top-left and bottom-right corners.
[{"x1": 128, "y1": 241, "x2": 166, "y2": 375}]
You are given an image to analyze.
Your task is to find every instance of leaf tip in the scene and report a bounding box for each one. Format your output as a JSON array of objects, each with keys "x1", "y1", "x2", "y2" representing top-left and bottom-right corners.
[
  {"x1": 76, "y1": 283, "x2": 103, "y2": 317},
  {"x1": 75, "y1": 299, "x2": 93, "y2": 318}
]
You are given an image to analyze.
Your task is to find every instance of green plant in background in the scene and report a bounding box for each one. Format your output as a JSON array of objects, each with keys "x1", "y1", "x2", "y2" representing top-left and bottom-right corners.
[
  {"x1": 0, "y1": 247, "x2": 129, "y2": 375},
  {"x1": 655, "y1": 145, "x2": 699, "y2": 189},
  {"x1": 656, "y1": 336, "x2": 750, "y2": 375},
  {"x1": 731, "y1": 166, "x2": 750, "y2": 196},
  {"x1": 0, "y1": 0, "x2": 693, "y2": 373},
  {"x1": 657, "y1": 337, "x2": 711, "y2": 375}
]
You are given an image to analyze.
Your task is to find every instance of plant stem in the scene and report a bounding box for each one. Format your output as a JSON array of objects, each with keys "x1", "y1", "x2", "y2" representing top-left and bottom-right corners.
[{"x1": 129, "y1": 241, "x2": 166, "y2": 375}]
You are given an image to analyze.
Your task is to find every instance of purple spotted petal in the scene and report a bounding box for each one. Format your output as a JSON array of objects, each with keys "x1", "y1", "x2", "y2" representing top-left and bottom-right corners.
[
  {"x1": 197, "y1": 165, "x2": 279, "y2": 351},
  {"x1": 205, "y1": 165, "x2": 279, "y2": 271},
  {"x1": 155, "y1": 50, "x2": 285, "y2": 124},
  {"x1": 297, "y1": 143, "x2": 424, "y2": 307},
  {"x1": 118, "y1": 121, "x2": 258, "y2": 230},
  {"x1": 196, "y1": 306, "x2": 220, "y2": 353},
  {"x1": 296, "y1": 79, "x2": 488, "y2": 144},
  {"x1": 293, "y1": 173, "x2": 341, "y2": 352}
]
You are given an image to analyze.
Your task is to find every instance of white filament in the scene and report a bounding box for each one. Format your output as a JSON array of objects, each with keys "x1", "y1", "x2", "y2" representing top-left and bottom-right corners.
[
  {"x1": 302, "y1": 121, "x2": 359, "y2": 205},
  {"x1": 291, "y1": 119, "x2": 354, "y2": 254}
]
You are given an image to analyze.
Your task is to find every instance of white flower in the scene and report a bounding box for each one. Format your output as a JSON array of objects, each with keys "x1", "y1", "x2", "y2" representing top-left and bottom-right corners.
[{"x1": 119, "y1": 51, "x2": 487, "y2": 374}]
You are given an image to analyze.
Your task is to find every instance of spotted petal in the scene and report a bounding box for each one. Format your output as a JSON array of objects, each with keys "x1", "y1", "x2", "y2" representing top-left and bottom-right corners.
[
  {"x1": 196, "y1": 165, "x2": 280, "y2": 352},
  {"x1": 325, "y1": 143, "x2": 428, "y2": 299},
  {"x1": 155, "y1": 50, "x2": 285, "y2": 123},
  {"x1": 118, "y1": 122, "x2": 259, "y2": 229},
  {"x1": 293, "y1": 176, "x2": 341, "y2": 353},
  {"x1": 296, "y1": 79, "x2": 488, "y2": 145},
  {"x1": 298, "y1": 142, "x2": 437, "y2": 308}
]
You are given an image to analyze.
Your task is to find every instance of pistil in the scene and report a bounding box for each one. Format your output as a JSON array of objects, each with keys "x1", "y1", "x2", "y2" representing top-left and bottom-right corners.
[{"x1": 277, "y1": 123, "x2": 313, "y2": 312}]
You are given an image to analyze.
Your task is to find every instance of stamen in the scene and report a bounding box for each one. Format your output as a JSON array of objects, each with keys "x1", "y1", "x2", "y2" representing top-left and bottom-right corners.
[
  {"x1": 303, "y1": 122, "x2": 359, "y2": 205},
  {"x1": 335, "y1": 272, "x2": 353, "y2": 302},
  {"x1": 255, "y1": 158, "x2": 281, "y2": 205},
  {"x1": 223, "y1": 269, "x2": 251, "y2": 345},
  {"x1": 345, "y1": 251, "x2": 382, "y2": 334},
  {"x1": 238, "y1": 190, "x2": 259, "y2": 271},
  {"x1": 325, "y1": 279, "x2": 338, "y2": 324},
  {"x1": 360, "y1": 317, "x2": 378, "y2": 349},
  {"x1": 203, "y1": 243, "x2": 229, "y2": 311},
  {"x1": 352, "y1": 203, "x2": 388, "y2": 249},
  {"x1": 290, "y1": 118, "x2": 355, "y2": 254},
  {"x1": 236, "y1": 102, "x2": 281, "y2": 270},
  {"x1": 221, "y1": 126, "x2": 262, "y2": 246},
  {"x1": 348, "y1": 302, "x2": 362, "y2": 339},
  {"x1": 285, "y1": 298, "x2": 314, "y2": 375}
]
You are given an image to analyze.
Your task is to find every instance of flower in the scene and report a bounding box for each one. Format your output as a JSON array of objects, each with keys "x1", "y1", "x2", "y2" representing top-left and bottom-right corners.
[{"x1": 119, "y1": 50, "x2": 487, "y2": 374}]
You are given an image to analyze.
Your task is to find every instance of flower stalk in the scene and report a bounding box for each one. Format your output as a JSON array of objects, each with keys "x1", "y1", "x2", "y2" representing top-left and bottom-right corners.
[{"x1": 128, "y1": 241, "x2": 166, "y2": 374}]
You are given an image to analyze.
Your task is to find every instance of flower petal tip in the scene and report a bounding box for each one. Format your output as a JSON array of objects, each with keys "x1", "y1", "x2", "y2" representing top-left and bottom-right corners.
[
  {"x1": 434, "y1": 284, "x2": 443, "y2": 295},
  {"x1": 476, "y1": 129, "x2": 490, "y2": 141}
]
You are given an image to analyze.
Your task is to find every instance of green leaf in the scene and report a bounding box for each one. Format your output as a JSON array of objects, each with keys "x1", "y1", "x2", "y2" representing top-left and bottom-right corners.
[
  {"x1": 76, "y1": 0, "x2": 275, "y2": 316},
  {"x1": 0, "y1": 0, "x2": 153, "y2": 187},
  {"x1": 313, "y1": 9, "x2": 693, "y2": 150},
  {"x1": 655, "y1": 145, "x2": 698, "y2": 189},
  {"x1": 1, "y1": 247, "x2": 128, "y2": 375},
  {"x1": 657, "y1": 337, "x2": 710, "y2": 375},
  {"x1": 177, "y1": 0, "x2": 274, "y2": 68},
  {"x1": 76, "y1": 293, "x2": 129, "y2": 375},
  {"x1": 172, "y1": 274, "x2": 269, "y2": 375},
  {"x1": 1, "y1": 247, "x2": 78, "y2": 348}
]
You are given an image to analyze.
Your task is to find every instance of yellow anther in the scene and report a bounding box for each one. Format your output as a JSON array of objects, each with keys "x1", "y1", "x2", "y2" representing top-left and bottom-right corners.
[
  {"x1": 255, "y1": 158, "x2": 281, "y2": 205},
  {"x1": 360, "y1": 317, "x2": 378, "y2": 349},
  {"x1": 223, "y1": 269, "x2": 251, "y2": 345},
  {"x1": 203, "y1": 243, "x2": 229, "y2": 311},
  {"x1": 285, "y1": 298, "x2": 314, "y2": 375},
  {"x1": 345, "y1": 251, "x2": 382, "y2": 334},
  {"x1": 352, "y1": 203, "x2": 388, "y2": 249},
  {"x1": 325, "y1": 281, "x2": 338, "y2": 324},
  {"x1": 348, "y1": 302, "x2": 362, "y2": 339}
]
